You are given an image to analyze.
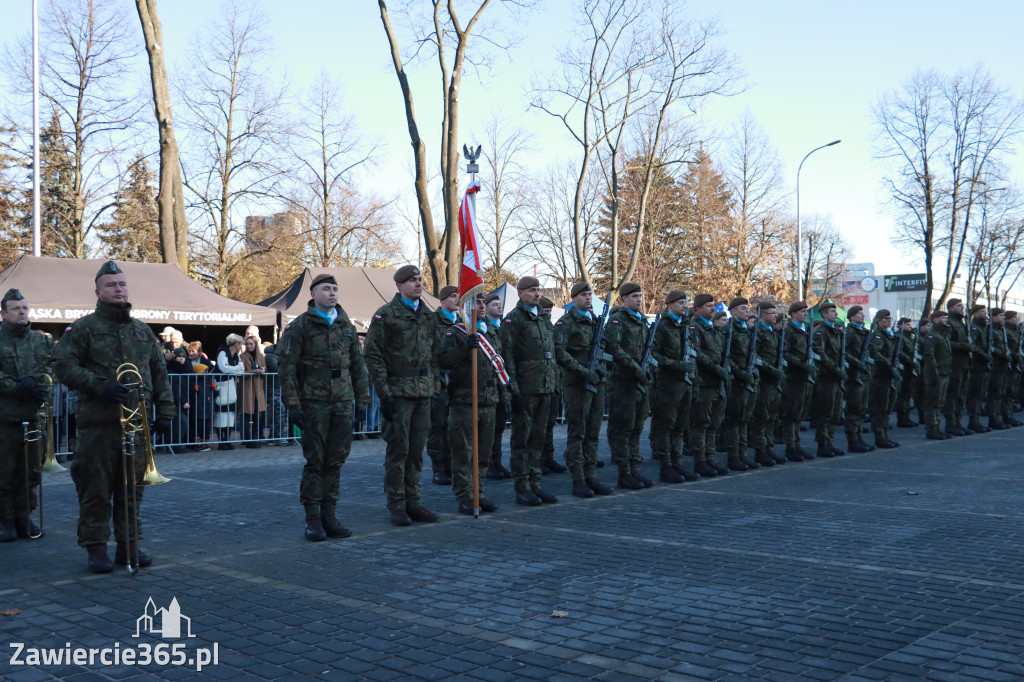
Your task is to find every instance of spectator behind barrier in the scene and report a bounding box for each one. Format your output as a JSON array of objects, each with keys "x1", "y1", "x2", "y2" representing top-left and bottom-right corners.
[
  {"x1": 213, "y1": 333, "x2": 245, "y2": 450},
  {"x1": 239, "y1": 336, "x2": 267, "y2": 448}
]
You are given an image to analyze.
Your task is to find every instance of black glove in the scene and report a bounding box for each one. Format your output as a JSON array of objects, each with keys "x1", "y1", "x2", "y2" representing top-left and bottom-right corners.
[
  {"x1": 30, "y1": 386, "x2": 48, "y2": 404},
  {"x1": 633, "y1": 363, "x2": 649, "y2": 383},
  {"x1": 511, "y1": 393, "x2": 526, "y2": 413},
  {"x1": 501, "y1": 402, "x2": 511, "y2": 423},
  {"x1": 152, "y1": 418, "x2": 172, "y2": 438},
  {"x1": 290, "y1": 408, "x2": 305, "y2": 431},
  {"x1": 103, "y1": 381, "x2": 132, "y2": 404},
  {"x1": 15, "y1": 376, "x2": 37, "y2": 396},
  {"x1": 595, "y1": 365, "x2": 607, "y2": 378},
  {"x1": 736, "y1": 370, "x2": 754, "y2": 385},
  {"x1": 431, "y1": 393, "x2": 439, "y2": 409},
  {"x1": 805, "y1": 363, "x2": 819, "y2": 377},
  {"x1": 583, "y1": 369, "x2": 601, "y2": 385},
  {"x1": 466, "y1": 334, "x2": 480, "y2": 349},
  {"x1": 380, "y1": 396, "x2": 397, "y2": 421},
  {"x1": 714, "y1": 365, "x2": 731, "y2": 381}
]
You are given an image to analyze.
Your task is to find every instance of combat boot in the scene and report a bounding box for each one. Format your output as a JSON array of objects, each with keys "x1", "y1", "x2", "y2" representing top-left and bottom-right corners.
[
  {"x1": 432, "y1": 471, "x2": 452, "y2": 485},
  {"x1": 407, "y1": 506, "x2": 439, "y2": 522},
  {"x1": 659, "y1": 463, "x2": 683, "y2": 483},
  {"x1": 304, "y1": 514, "x2": 327, "y2": 541},
  {"x1": 14, "y1": 518, "x2": 42, "y2": 539},
  {"x1": 390, "y1": 510, "x2": 412, "y2": 526},
  {"x1": 693, "y1": 461, "x2": 718, "y2": 477},
  {"x1": 875, "y1": 437, "x2": 898, "y2": 449},
  {"x1": 784, "y1": 446, "x2": 805, "y2": 462},
  {"x1": 0, "y1": 520, "x2": 16, "y2": 542},
  {"x1": 727, "y1": 457, "x2": 749, "y2": 472},
  {"x1": 86, "y1": 545, "x2": 113, "y2": 574},
  {"x1": 896, "y1": 415, "x2": 918, "y2": 428},
  {"x1": 742, "y1": 455, "x2": 761, "y2": 469},
  {"x1": 572, "y1": 479, "x2": 595, "y2": 497},
  {"x1": 848, "y1": 439, "x2": 871, "y2": 453},
  {"x1": 988, "y1": 418, "x2": 1009, "y2": 430},
  {"x1": 712, "y1": 460, "x2": 729, "y2": 475},
  {"x1": 485, "y1": 464, "x2": 508, "y2": 480},
  {"x1": 830, "y1": 447, "x2": 846, "y2": 457},
  {"x1": 320, "y1": 513, "x2": 352, "y2": 539},
  {"x1": 585, "y1": 478, "x2": 614, "y2": 495},
  {"x1": 968, "y1": 421, "x2": 990, "y2": 434},
  {"x1": 541, "y1": 456, "x2": 568, "y2": 474},
  {"x1": 926, "y1": 430, "x2": 947, "y2": 440},
  {"x1": 533, "y1": 488, "x2": 558, "y2": 504},
  {"x1": 816, "y1": 444, "x2": 835, "y2": 458},
  {"x1": 115, "y1": 542, "x2": 153, "y2": 567},
  {"x1": 617, "y1": 471, "x2": 643, "y2": 490},
  {"x1": 630, "y1": 466, "x2": 654, "y2": 488},
  {"x1": 515, "y1": 489, "x2": 543, "y2": 506},
  {"x1": 754, "y1": 450, "x2": 776, "y2": 467}
]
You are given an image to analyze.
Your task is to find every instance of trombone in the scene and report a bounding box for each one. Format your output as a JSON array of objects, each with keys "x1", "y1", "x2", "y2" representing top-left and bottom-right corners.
[
  {"x1": 21, "y1": 373, "x2": 65, "y2": 539},
  {"x1": 116, "y1": 363, "x2": 170, "y2": 575}
]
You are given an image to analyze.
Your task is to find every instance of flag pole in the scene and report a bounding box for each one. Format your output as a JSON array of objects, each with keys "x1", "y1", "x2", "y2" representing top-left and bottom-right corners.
[{"x1": 464, "y1": 146, "x2": 482, "y2": 518}]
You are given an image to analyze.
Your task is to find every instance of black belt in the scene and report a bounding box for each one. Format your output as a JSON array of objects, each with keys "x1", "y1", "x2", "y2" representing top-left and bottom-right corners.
[
  {"x1": 392, "y1": 366, "x2": 431, "y2": 378},
  {"x1": 518, "y1": 352, "x2": 553, "y2": 361},
  {"x1": 331, "y1": 369, "x2": 342, "y2": 379}
]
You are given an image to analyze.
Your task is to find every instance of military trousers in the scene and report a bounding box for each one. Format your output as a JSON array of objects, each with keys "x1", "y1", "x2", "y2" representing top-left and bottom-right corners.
[
  {"x1": 510, "y1": 392, "x2": 550, "y2": 492},
  {"x1": 426, "y1": 387, "x2": 451, "y2": 475},
  {"x1": 490, "y1": 403, "x2": 507, "y2": 469},
  {"x1": 895, "y1": 372, "x2": 918, "y2": 418},
  {"x1": 1004, "y1": 370, "x2": 1022, "y2": 418},
  {"x1": 606, "y1": 380, "x2": 648, "y2": 471},
  {"x1": 844, "y1": 379, "x2": 870, "y2": 442},
  {"x1": 648, "y1": 377, "x2": 691, "y2": 466},
  {"x1": 299, "y1": 400, "x2": 353, "y2": 513},
  {"x1": 562, "y1": 383, "x2": 605, "y2": 481},
  {"x1": 779, "y1": 379, "x2": 809, "y2": 448},
  {"x1": 447, "y1": 401, "x2": 495, "y2": 503},
  {"x1": 966, "y1": 369, "x2": 990, "y2": 424},
  {"x1": 869, "y1": 376, "x2": 897, "y2": 438},
  {"x1": 987, "y1": 364, "x2": 1009, "y2": 419},
  {"x1": 543, "y1": 391, "x2": 561, "y2": 460},
  {"x1": 922, "y1": 373, "x2": 950, "y2": 432},
  {"x1": 722, "y1": 382, "x2": 755, "y2": 460},
  {"x1": 382, "y1": 396, "x2": 430, "y2": 512},
  {"x1": 943, "y1": 366, "x2": 970, "y2": 429},
  {"x1": 0, "y1": 422, "x2": 40, "y2": 521},
  {"x1": 70, "y1": 426, "x2": 145, "y2": 548},
  {"x1": 813, "y1": 379, "x2": 843, "y2": 447},
  {"x1": 689, "y1": 385, "x2": 726, "y2": 464},
  {"x1": 750, "y1": 383, "x2": 781, "y2": 452}
]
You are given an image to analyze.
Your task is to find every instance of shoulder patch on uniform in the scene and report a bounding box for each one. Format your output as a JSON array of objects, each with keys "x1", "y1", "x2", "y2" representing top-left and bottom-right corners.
[
  {"x1": 374, "y1": 314, "x2": 383, "y2": 320},
  {"x1": 503, "y1": 319, "x2": 512, "y2": 324},
  {"x1": 445, "y1": 331, "x2": 453, "y2": 336},
  {"x1": 284, "y1": 323, "x2": 291, "y2": 330},
  {"x1": 64, "y1": 325, "x2": 72, "y2": 333},
  {"x1": 556, "y1": 320, "x2": 562, "y2": 325},
  {"x1": 611, "y1": 320, "x2": 620, "y2": 325}
]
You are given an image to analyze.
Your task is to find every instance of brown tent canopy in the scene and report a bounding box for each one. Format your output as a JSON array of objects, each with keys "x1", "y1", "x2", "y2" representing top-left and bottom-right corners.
[
  {"x1": 259, "y1": 266, "x2": 439, "y2": 332},
  {"x1": 0, "y1": 256, "x2": 277, "y2": 327}
]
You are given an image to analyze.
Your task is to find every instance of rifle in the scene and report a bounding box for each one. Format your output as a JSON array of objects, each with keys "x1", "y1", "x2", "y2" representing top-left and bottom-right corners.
[
  {"x1": 775, "y1": 317, "x2": 788, "y2": 394},
  {"x1": 889, "y1": 326, "x2": 905, "y2": 392},
  {"x1": 583, "y1": 295, "x2": 614, "y2": 395},
  {"x1": 1002, "y1": 323, "x2": 1010, "y2": 368},
  {"x1": 719, "y1": 319, "x2": 734, "y2": 397},
  {"x1": 986, "y1": 320, "x2": 994, "y2": 371},
  {"x1": 636, "y1": 305, "x2": 663, "y2": 395},
  {"x1": 838, "y1": 323, "x2": 848, "y2": 394},
  {"x1": 851, "y1": 324, "x2": 874, "y2": 386},
  {"x1": 1017, "y1": 323, "x2": 1024, "y2": 372},
  {"x1": 805, "y1": 320, "x2": 817, "y2": 386},
  {"x1": 744, "y1": 318, "x2": 760, "y2": 394},
  {"x1": 910, "y1": 324, "x2": 922, "y2": 377}
]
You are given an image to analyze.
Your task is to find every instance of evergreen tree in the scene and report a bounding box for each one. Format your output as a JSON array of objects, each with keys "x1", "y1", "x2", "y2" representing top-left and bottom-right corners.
[
  {"x1": 676, "y1": 150, "x2": 737, "y2": 295},
  {"x1": 36, "y1": 111, "x2": 77, "y2": 258},
  {"x1": 96, "y1": 152, "x2": 161, "y2": 262},
  {"x1": 0, "y1": 126, "x2": 28, "y2": 270}
]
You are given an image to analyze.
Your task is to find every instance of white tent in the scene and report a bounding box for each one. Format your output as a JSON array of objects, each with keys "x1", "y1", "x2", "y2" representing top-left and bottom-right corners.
[{"x1": 488, "y1": 283, "x2": 565, "y2": 323}]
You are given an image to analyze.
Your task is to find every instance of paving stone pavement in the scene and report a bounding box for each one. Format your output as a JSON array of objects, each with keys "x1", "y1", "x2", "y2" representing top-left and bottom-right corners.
[{"x1": 2, "y1": 418, "x2": 1023, "y2": 681}]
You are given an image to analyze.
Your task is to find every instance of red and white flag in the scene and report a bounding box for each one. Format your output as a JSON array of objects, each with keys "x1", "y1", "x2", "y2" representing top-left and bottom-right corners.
[{"x1": 457, "y1": 180, "x2": 485, "y2": 305}]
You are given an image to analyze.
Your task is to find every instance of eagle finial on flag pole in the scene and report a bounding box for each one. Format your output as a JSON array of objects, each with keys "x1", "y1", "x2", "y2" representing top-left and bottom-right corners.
[{"x1": 460, "y1": 143, "x2": 485, "y2": 518}]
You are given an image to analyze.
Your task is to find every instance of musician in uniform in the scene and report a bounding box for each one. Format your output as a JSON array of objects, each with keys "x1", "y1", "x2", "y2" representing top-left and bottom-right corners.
[
  {"x1": 363, "y1": 265, "x2": 440, "y2": 527},
  {"x1": 277, "y1": 273, "x2": 369, "y2": 541},
  {"x1": 554, "y1": 282, "x2": 615, "y2": 497},
  {"x1": 604, "y1": 282, "x2": 654, "y2": 489},
  {"x1": 52, "y1": 261, "x2": 174, "y2": 573},
  {"x1": 427, "y1": 285, "x2": 460, "y2": 485},
  {"x1": 0, "y1": 289, "x2": 54, "y2": 542}
]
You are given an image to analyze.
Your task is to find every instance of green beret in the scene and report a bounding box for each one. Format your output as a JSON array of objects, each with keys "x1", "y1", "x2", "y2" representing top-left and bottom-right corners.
[
  {"x1": 970, "y1": 304, "x2": 986, "y2": 315},
  {"x1": 95, "y1": 260, "x2": 124, "y2": 282},
  {"x1": 757, "y1": 300, "x2": 777, "y2": 312},
  {"x1": 618, "y1": 282, "x2": 641, "y2": 298},
  {"x1": 875, "y1": 309, "x2": 892, "y2": 320},
  {"x1": 1, "y1": 288, "x2": 25, "y2": 306},
  {"x1": 991, "y1": 307, "x2": 1004, "y2": 316},
  {"x1": 1005, "y1": 310, "x2": 1017, "y2": 320},
  {"x1": 539, "y1": 296, "x2": 554, "y2": 310},
  {"x1": 788, "y1": 301, "x2": 808, "y2": 315},
  {"x1": 483, "y1": 293, "x2": 500, "y2": 305},
  {"x1": 394, "y1": 265, "x2": 421, "y2": 283},
  {"x1": 847, "y1": 305, "x2": 863, "y2": 318},
  {"x1": 947, "y1": 298, "x2": 962, "y2": 309},
  {"x1": 517, "y1": 276, "x2": 540, "y2": 290},
  {"x1": 438, "y1": 285, "x2": 459, "y2": 300},
  {"x1": 570, "y1": 282, "x2": 591, "y2": 298},
  {"x1": 665, "y1": 290, "x2": 687, "y2": 305},
  {"x1": 819, "y1": 301, "x2": 837, "y2": 313},
  {"x1": 693, "y1": 293, "x2": 714, "y2": 308},
  {"x1": 728, "y1": 296, "x2": 748, "y2": 310},
  {"x1": 310, "y1": 273, "x2": 337, "y2": 289},
  {"x1": 930, "y1": 309, "x2": 948, "y2": 320}
]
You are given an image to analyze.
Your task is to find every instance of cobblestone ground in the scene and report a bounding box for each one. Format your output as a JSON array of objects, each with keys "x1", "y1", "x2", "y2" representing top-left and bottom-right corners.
[{"x1": 1, "y1": 417, "x2": 1023, "y2": 681}]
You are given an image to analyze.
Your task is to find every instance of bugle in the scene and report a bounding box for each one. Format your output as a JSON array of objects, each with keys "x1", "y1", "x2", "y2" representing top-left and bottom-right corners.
[{"x1": 20, "y1": 374, "x2": 65, "y2": 539}]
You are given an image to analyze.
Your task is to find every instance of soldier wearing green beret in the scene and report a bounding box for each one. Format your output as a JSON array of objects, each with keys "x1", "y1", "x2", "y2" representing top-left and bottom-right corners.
[
  {"x1": 749, "y1": 301, "x2": 786, "y2": 466},
  {"x1": 919, "y1": 312, "x2": 952, "y2": 439},
  {"x1": 363, "y1": 265, "x2": 441, "y2": 526},
  {"x1": 687, "y1": 293, "x2": 731, "y2": 476},
  {"x1": 52, "y1": 261, "x2": 175, "y2": 573},
  {"x1": 1002, "y1": 311, "x2": 1023, "y2": 426},
  {"x1": 0, "y1": 289, "x2": 55, "y2": 542},
  {"x1": 965, "y1": 304, "x2": 992, "y2": 434},
  {"x1": 868, "y1": 309, "x2": 900, "y2": 448},
  {"x1": 427, "y1": 285, "x2": 460, "y2": 486},
  {"x1": 811, "y1": 301, "x2": 846, "y2": 458},
  {"x1": 539, "y1": 295, "x2": 568, "y2": 475},
  {"x1": 277, "y1": 272, "x2": 369, "y2": 541},
  {"x1": 986, "y1": 308, "x2": 1012, "y2": 430},
  {"x1": 721, "y1": 296, "x2": 761, "y2": 470},
  {"x1": 779, "y1": 301, "x2": 817, "y2": 461}
]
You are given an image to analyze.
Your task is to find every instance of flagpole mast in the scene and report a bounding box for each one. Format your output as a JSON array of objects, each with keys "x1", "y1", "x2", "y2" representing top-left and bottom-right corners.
[{"x1": 464, "y1": 145, "x2": 481, "y2": 518}]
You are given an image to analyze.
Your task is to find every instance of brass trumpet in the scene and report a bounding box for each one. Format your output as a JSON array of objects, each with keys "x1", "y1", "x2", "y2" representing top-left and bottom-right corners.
[
  {"x1": 116, "y1": 363, "x2": 170, "y2": 574},
  {"x1": 21, "y1": 373, "x2": 65, "y2": 539}
]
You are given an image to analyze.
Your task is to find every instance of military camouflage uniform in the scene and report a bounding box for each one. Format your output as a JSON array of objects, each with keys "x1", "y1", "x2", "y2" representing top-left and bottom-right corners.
[
  {"x1": 647, "y1": 313, "x2": 695, "y2": 473},
  {"x1": 749, "y1": 320, "x2": 784, "y2": 459},
  {"x1": 843, "y1": 323, "x2": 873, "y2": 446},
  {"x1": 920, "y1": 323, "x2": 952, "y2": 434},
  {"x1": 604, "y1": 306, "x2": 651, "y2": 476},
  {"x1": 499, "y1": 302, "x2": 557, "y2": 494},
  {"x1": 277, "y1": 302, "x2": 369, "y2": 516},
  {"x1": 427, "y1": 307, "x2": 458, "y2": 479},
  {"x1": 363, "y1": 295, "x2": 439, "y2": 513},
  {"x1": 1004, "y1": 322, "x2": 1022, "y2": 423},
  {"x1": 987, "y1": 321, "x2": 1011, "y2": 427},
  {"x1": 52, "y1": 302, "x2": 175, "y2": 548},
  {"x1": 812, "y1": 321, "x2": 845, "y2": 452},
  {"x1": 966, "y1": 320, "x2": 992, "y2": 428},
  {"x1": 780, "y1": 321, "x2": 815, "y2": 455},
  {"x1": 0, "y1": 319, "x2": 54, "y2": 526},
  {"x1": 944, "y1": 310, "x2": 972, "y2": 432},
  {"x1": 722, "y1": 318, "x2": 757, "y2": 466},
  {"x1": 689, "y1": 315, "x2": 730, "y2": 467},
  {"x1": 438, "y1": 321, "x2": 507, "y2": 504},
  {"x1": 555, "y1": 306, "x2": 608, "y2": 483},
  {"x1": 895, "y1": 330, "x2": 920, "y2": 424},
  {"x1": 868, "y1": 328, "x2": 898, "y2": 443},
  {"x1": 485, "y1": 316, "x2": 508, "y2": 473}
]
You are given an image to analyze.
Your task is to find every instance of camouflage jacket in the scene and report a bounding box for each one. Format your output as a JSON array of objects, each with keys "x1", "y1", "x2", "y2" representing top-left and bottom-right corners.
[
  {"x1": 498, "y1": 301, "x2": 557, "y2": 396},
  {"x1": 1007, "y1": 324, "x2": 1022, "y2": 371},
  {"x1": 689, "y1": 315, "x2": 727, "y2": 389},
  {"x1": 728, "y1": 318, "x2": 756, "y2": 387},
  {"x1": 276, "y1": 303, "x2": 369, "y2": 409},
  {"x1": 783, "y1": 321, "x2": 814, "y2": 382},
  {"x1": 991, "y1": 321, "x2": 1011, "y2": 367},
  {"x1": 968, "y1": 319, "x2": 993, "y2": 368},
  {"x1": 434, "y1": 307, "x2": 459, "y2": 386},
  {"x1": 869, "y1": 328, "x2": 897, "y2": 378},
  {"x1": 899, "y1": 330, "x2": 917, "y2": 375},
  {"x1": 845, "y1": 323, "x2": 873, "y2": 382},
  {"x1": 650, "y1": 313, "x2": 694, "y2": 382},
  {"x1": 755, "y1": 321, "x2": 783, "y2": 384},
  {"x1": 813, "y1": 321, "x2": 845, "y2": 382},
  {"x1": 0, "y1": 320, "x2": 55, "y2": 423},
  {"x1": 363, "y1": 294, "x2": 439, "y2": 400},
  {"x1": 920, "y1": 324, "x2": 953, "y2": 376},
  {"x1": 604, "y1": 306, "x2": 649, "y2": 386},
  {"x1": 52, "y1": 301, "x2": 175, "y2": 427},
  {"x1": 438, "y1": 322, "x2": 507, "y2": 406},
  {"x1": 554, "y1": 306, "x2": 606, "y2": 388},
  {"x1": 947, "y1": 311, "x2": 973, "y2": 360}
]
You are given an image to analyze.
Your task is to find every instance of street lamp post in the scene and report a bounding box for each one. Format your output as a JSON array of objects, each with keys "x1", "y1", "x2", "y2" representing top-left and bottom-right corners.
[{"x1": 796, "y1": 139, "x2": 841, "y2": 301}]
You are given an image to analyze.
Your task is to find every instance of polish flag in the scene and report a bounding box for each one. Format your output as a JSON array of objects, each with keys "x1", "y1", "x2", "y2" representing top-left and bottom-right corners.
[{"x1": 457, "y1": 180, "x2": 485, "y2": 304}]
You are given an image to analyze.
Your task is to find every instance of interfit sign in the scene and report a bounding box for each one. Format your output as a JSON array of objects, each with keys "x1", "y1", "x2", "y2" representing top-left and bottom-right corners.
[{"x1": 883, "y1": 273, "x2": 927, "y2": 292}]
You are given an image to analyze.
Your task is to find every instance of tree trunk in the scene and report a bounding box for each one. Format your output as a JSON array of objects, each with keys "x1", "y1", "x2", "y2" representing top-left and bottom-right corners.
[{"x1": 136, "y1": 0, "x2": 189, "y2": 270}]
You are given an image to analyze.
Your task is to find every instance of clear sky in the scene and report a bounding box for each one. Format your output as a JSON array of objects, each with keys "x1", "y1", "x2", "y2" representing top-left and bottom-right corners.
[{"x1": 4, "y1": 0, "x2": 1023, "y2": 278}]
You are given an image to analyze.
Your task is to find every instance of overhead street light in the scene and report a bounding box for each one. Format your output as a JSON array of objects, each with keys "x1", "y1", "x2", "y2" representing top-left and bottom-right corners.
[{"x1": 796, "y1": 139, "x2": 841, "y2": 302}]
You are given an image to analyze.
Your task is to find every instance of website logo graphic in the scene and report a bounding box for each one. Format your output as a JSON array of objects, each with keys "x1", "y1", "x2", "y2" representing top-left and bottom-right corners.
[{"x1": 134, "y1": 597, "x2": 196, "y2": 639}]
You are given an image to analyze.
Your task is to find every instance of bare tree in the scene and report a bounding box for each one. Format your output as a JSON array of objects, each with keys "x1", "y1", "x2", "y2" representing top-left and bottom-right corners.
[
  {"x1": 875, "y1": 66, "x2": 1024, "y2": 314},
  {"x1": 3, "y1": 0, "x2": 143, "y2": 258},
  {"x1": 378, "y1": 0, "x2": 532, "y2": 291},
  {"x1": 965, "y1": 184, "x2": 1024, "y2": 305},
  {"x1": 799, "y1": 214, "x2": 852, "y2": 306},
  {"x1": 178, "y1": 0, "x2": 289, "y2": 294},
  {"x1": 135, "y1": 0, "x2": 189, "y2": 270}
]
